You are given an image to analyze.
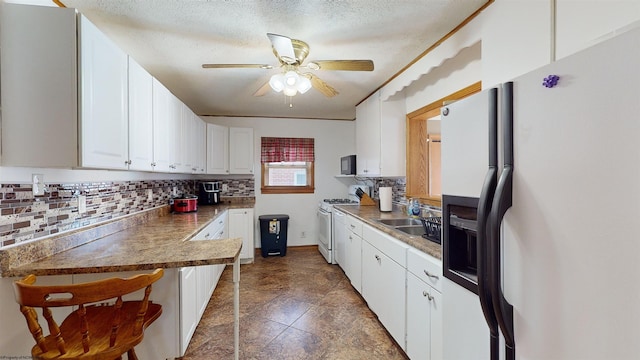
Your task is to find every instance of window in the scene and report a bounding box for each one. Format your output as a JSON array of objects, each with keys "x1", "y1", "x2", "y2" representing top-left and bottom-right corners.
[
  {"x1": 406, "y1": 82, "x2": 481, "y2": 207},
  {"x1": 261, "y1": 137, "x2": 315, "y2": 194}
]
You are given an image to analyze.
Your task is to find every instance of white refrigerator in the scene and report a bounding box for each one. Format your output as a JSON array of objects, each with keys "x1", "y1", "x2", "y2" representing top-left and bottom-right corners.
[{"x1": 441, "y1": 26, "x2": 640, "y2": 360}]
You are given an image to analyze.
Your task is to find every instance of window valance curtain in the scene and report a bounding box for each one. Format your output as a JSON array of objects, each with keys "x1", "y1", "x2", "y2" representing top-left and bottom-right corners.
[{"x1": 261, "y1": 137, "x2": 315, "y2": 163}]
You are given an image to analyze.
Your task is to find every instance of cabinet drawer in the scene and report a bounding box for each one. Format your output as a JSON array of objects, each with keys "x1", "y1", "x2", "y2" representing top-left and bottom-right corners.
[
  {"x1": 192, "y1": 211, "x2": 227, "y2": 240},
  {"x1": 346, "y1": 216, "x2": 363, "y2": 237},
  {"x1": 362, "y1": 225, "x2": 408, "y2": 267},
  {"x1": 407, "y1": 247, "x2": 442, "y2": 292}
]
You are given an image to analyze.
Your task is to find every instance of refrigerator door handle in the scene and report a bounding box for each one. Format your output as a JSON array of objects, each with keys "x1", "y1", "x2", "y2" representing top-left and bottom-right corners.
[
  {"x1": 477, "y1": 88, "x2": 499, "y2": 360},
  {"x1": 489, "y1": 81, "x2": 515, "y2": 360}
]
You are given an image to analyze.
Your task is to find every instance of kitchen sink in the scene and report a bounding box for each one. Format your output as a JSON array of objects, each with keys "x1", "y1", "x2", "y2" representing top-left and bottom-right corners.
[
  {"x1": 376, "y1": 218, "x2": 422, "y2": 226},
  {"x1": 395, "y1": 225, "x2": 426, "y2": 236}
]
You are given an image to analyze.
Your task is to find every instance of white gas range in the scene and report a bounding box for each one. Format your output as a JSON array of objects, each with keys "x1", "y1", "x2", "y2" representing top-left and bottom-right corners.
[{"x1": 316, "y1": 186, "x2": 369, "y2": 264}]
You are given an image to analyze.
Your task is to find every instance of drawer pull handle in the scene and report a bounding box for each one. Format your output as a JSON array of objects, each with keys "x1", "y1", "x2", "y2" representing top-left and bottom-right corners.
[{"x1": 424, "y1": 270, "x2": 439, "y2": 280}]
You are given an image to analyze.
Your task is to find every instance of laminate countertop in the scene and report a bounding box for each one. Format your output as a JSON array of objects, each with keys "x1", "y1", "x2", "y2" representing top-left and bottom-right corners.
[
  {"x1": 0, "y1": 199, "x2": 255, "y2": 278},
  {"x1": 334, "y1": 204, "x2": 442, "y2": 260}
]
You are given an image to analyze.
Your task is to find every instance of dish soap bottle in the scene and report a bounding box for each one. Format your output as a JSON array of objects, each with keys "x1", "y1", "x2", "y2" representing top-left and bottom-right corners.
[{"x1": 412, "y1": 199, "x2": 421, "y2": 217}]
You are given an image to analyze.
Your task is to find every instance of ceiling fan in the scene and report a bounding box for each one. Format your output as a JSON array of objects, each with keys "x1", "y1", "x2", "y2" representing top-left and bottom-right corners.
[{"x1": 202, "y1": 33, "x2": 374, "y2": 98}]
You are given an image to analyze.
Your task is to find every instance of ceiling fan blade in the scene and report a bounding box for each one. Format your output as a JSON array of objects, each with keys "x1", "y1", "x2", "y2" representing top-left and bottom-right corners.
[
  {"x1": 202, "y1": 64, "x2": 273, "y2": 69},
  {"x1": 308, "y1": 60, "x2": 374, "y2": 71},
  {"x1": 308, "y1": 74, "x2": 339, "y2": 97},
  {"x1": 253, "y1": 81, "x2": 271, "y2": 97},
  {"x1": 267, "y1": 33, "x2": 297, "y2": 64}
]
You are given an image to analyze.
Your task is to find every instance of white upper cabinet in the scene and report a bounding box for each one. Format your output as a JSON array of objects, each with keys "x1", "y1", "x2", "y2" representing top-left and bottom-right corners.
[
  {"x1": 206, "y1": 123, "x2": 230, "y2": 174},
  {"x1": 194, "y1": 117, "x2": 207, "y2": 174},
  {"x1": 127, "y1": 57, "x2": 154, "y2": 171},
  {"x1": 78, "y1": 14, "x2": 129, "y2": 170},
  {"x1": 151, "y1": 78, "x2": 173, "y2": 172},
  {"x1": 355, "y1": 90, "x2": 406, "y2": 177},
  {"x1": 206, "y1": 125, "x2": 253, "y2": 175},
  {"x1": 229, "y1": 127, "x2": 255, "y2": 174},
  {"x1": 1, "y1": 4, "x2": 78, "y2": 167},
  {"x1": 355, "y1": 92, "x2": 381, "y2": 175},
  {"x1": 0, "y1": 4, "x2": 206, "y2": 173}
]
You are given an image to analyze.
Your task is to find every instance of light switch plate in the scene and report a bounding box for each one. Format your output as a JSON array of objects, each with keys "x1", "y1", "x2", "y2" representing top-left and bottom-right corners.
[{"x1": 32, "y1": 174, "x2": 45, "y2": 196}]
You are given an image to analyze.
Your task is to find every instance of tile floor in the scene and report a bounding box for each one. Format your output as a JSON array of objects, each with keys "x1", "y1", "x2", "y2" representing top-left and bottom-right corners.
[{"x1": 178, "y1": 246, "x2": 408, "y2": 359}]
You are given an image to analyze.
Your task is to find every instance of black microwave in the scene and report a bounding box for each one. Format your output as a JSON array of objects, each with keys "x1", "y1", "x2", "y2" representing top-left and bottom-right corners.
[{"x1": 341, "y1": 155, "x2": 356, "y2": 175}]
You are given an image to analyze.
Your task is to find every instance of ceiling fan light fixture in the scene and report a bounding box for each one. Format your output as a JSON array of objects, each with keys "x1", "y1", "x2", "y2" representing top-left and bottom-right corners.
[
  {"x1": 296, "y1": 75, "x2": 312, "y2": 94},
  {"x1": 284, "y1": 70, "x2": 299, "y2": 86},
  {"x1": 283, "y1": 86, "x2": 297, "y2": 97},
  {"x1": 269, "y1": 73, "x2": 285, "y2": 92}
]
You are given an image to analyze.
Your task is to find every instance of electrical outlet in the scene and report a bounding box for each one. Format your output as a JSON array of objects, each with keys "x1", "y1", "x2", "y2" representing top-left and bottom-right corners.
[
  {"x1": 172, "y1": 186, "x2": 178, "y2": 196},
  {"x1": 78, "y1": 195, "x2": 87, "y2": 214},
  {"x1": 147, "y1": 189, "x2": 154, "y2": 202},
  {"x1": 301, "y1": 231, "x2": 306, "y2": 238},
  {"x1": 222, "y1": 184, "x2": 228, "y2": 191},
  {"x1": 32, "y1": 174, "x2": 45, "y2": 196}
]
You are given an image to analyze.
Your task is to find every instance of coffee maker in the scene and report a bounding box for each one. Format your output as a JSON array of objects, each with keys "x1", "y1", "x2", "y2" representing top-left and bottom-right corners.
[{"x1": 199, "y1": 182, "x2": 221, "y2": 205}]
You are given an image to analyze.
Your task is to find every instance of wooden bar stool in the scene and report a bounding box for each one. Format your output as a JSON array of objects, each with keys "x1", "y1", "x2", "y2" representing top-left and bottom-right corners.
[{"x1": 13, "y1": 269, "x2": 164, "y2": 360}]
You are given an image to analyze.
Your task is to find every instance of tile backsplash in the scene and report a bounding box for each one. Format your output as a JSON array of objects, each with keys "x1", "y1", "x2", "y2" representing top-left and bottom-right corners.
[{"x1": 0, "y1": 178, "x2": 255, "y2": 248}]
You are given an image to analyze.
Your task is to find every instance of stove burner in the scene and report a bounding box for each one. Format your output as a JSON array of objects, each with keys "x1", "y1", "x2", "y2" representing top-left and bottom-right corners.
[{"x1": 323, "y1": 198, "x2": 358, "y2": 204}]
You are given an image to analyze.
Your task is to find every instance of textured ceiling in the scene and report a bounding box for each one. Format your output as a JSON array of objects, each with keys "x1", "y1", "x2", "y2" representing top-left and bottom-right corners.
[{"x1": 60, "y1": 0, "x2": 488, "y2": 120}]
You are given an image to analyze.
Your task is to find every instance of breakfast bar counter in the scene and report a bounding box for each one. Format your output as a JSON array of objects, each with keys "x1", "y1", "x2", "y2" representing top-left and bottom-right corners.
[
  {"x1": 2, "y1": 205, "x2": 243, "y2": 277},
  {"x1": 0, "y1": 199, "x2": 253, "y2": 360}
]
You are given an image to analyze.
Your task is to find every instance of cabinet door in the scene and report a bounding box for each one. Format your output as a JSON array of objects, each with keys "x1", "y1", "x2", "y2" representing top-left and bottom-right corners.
[
  {"x1": 229, "y1": 208, "x2": 255, "y2": 261},
  {"x1": 206, "y1": 124, "x2": 230, "y2": 174},
  {"x1": 406, "y1": 272, "x2": 432, "y2": 360},
  {"x1": 0, "y1": 4, "x2": 78, "y2": 168},
  {"x1": 362, "y1": 240, "x2": 406, "y2": 348},
  {"x1": 355, "y1": 91, "x2": 381, "y2": 175},
  {"x1": 407, "y1": 271, "x2": 443, "y2": 360},
  {"x1": 379, "y1": 94, "x2": 406, "y2": 176},
  {"x1": 229, "y1": 127, "x2": 254, "y2": 174},
  {"x1": 347, "y1": 231, "x2": 362, "y2": 294},
  {"x1": 179, "y1": 267, "x2": 197, "y2": 356},
  {"x1": 78, "y1": 15, "x2": 129, "y2": 170},
  {"x1": 152, "y1": 78, "x2": 173, "y2": 172},
  {"x1": 181, "y1": 104, "x2": 195, "y2": 173},
  {"x1": 127, "y1": 57, "x2": 154, "y2": 171},
  {"x1": 196, "y1": 265, "x2": 210, "y2": 320},
  {"x1": 170, "y1": 95, "x2": 184, "y2": 172},
  {"x1": 195, "y1": 117, "x2": 207, "y2": 173}
]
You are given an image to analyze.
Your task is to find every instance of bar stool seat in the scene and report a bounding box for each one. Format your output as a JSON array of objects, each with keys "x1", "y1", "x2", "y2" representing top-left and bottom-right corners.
[{"x1": 13, "y1": 269, "x2": 164, "y2": 360}]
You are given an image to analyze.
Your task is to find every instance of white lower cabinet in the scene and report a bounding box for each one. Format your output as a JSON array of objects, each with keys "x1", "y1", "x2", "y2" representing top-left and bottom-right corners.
[
  {"x1": 179, "y1": 211, "x2": 228, "y2": 356},
  {"x1": 349, "y1": 220, "x2": 443, "y2": 359},
  {"x1": 361, "y1": 225, "x2": 408, "y2": 349},
  {"x1": 229, "y1": 208, "x2": 255, "y2": 262},
  {"x1": 344, "y1": 215, "x2": 363, "y2": 293},
  {"x1": 406, "y1": 247, "x2": 443, "y2": 359},
  {"x1": 179, "y1": 266, "x2": 198, "y2": 355}
]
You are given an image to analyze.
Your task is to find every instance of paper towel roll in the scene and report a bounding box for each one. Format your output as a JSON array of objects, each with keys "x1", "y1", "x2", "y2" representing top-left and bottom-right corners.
[{"x1": 379, "y1": 187, "x2": 393, "y2": 212}]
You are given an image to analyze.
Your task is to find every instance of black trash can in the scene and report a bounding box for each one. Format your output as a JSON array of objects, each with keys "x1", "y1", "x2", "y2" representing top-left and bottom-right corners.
[{"x1": 258, "y1": 214, "x2": 289, "y2": 257}]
